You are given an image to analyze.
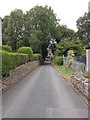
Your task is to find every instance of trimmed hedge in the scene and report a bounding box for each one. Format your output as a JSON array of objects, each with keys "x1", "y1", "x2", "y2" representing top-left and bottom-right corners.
[
  {"x1": 0, "y1": 45, "x2": 12, "y2": 52},
  {"x1": 33, "y1": 54, "x2": 43, "y2": 64},
  {"x1": 52, "y1": 56, "x2": 63, "y2": 65},
  {"x1": 2, "y1": 50, "x2": 29, "y2": 77},
  {"x1": 17, "y1": 47, "x2": 33, "y2": 61}
]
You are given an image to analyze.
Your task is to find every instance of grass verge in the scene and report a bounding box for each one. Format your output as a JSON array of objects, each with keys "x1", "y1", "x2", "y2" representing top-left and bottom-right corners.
[{"x1": 55, "y1": 65, "x2": 74, "y2": 81}]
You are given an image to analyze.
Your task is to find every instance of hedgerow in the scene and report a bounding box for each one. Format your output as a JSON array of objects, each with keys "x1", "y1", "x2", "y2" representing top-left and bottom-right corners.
[
  {"x1": 0, "y1": 45, "x2": 12, "y2": 52},
  {"x1": 52, "y1": 56, "x2": 63, "y2": 65},
  {"x1": 33, "y1": 54, "x2": 43, "y2": 64},
  {"x1": 17, "y1": 47, "x2": 33, "y2": 61},
  {"x1": 2, "y1": 50, "x2": 29, "y2": 77}
]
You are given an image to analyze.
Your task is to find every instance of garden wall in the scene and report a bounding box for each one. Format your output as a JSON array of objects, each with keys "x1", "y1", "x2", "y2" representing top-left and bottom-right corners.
[{"x1": 2, "y1": 60, "x2": 40, "y2": 91}]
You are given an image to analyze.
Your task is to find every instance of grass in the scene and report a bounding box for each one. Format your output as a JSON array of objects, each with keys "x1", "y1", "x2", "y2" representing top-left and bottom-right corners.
[
  {"x1": 88, "y1": 73, "x2": 90, "y2": 79},
  {"x1": 55, "y1": 65, "x2": 74, "y2": 81}
]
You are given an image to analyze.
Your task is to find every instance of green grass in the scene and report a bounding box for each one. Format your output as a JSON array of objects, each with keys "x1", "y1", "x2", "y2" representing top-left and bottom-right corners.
[
  {"x1": 88, "y1": 73, "x2": 90, "y2": 79},
  {"x1": 56, "y1": 65, "x2": 74, "y2": 80}
]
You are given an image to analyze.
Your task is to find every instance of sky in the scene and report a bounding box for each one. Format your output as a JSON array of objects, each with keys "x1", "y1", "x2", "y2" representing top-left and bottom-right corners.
[{"x1": 0, "y1": 0, "x2": 89, "y2": 31}]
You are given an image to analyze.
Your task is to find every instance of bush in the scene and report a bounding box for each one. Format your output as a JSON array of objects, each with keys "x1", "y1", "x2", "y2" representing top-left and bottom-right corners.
[
  {"x1": 2, "y1": 50, "x2": 29, "y2": 77},
  {"x1": 17, "y1": 47, "x2": 33, "y2": 61},
  {"x1": 33, "y1": 54, "x2": 40, "y2": 60},
  {"x1": 52, "y1": 56, "x2": 63, "y2": 65},
  {"x1": 0, "y1": 45, "x2": 12, "y2": 52},
  {"x1": 33, "y1": 54, "x2": 43, "y2": 64},
  {"x1": 38, "y1": 54, "x2": 44, "y2": 64}
]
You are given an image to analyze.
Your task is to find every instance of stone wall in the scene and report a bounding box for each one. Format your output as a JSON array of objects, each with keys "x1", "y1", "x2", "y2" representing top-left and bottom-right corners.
[
  {"x1": 71, "y1": 71, "x2": 89, "y2": 101},
  {"x1": 2, "y1": 60, "x2": 40, "y2": 91},
  {"x1": 71, "y1": 60, "x2": 85, "y2": 71}
]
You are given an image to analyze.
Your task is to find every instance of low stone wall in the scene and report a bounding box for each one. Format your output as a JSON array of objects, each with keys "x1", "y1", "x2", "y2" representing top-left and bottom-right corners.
[
  {"x1": 2, "y1": 60, "x2": 40, "y2": 91},
  {"x1": 71, "y1": 60, "x2": 85, "y2": 71},
  {"x1": 71, "y1": 72, "x2": 90, "y2": 101}
]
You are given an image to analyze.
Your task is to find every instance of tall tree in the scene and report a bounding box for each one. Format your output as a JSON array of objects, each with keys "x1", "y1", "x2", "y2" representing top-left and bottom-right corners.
[
  {"x1": 55, "y1": 37, "x2": 84, "y2": 56},
  {"x1": 2, "y1": 9, "x2": 24, "y2": 51},
  {"x1": 2, "y1": 16, "x2": 10, "y2": 45},
  {"x1": 76, "y1": 12, "x2": 90, "y2": 45},
  {"x1": 55, "y1": 25, "x2": 76, "y2": 43}
]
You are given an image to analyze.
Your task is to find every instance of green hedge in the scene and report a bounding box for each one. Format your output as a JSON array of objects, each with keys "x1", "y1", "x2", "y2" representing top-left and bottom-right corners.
[
  {"x1": 2, "y1": 50, "x2": 29, "y2": 77},
  {"x1": 33, "y1": 54, "x2": 43, "y2": 64},
  {"x1": 0, "y1": 45, "x2": 12, "y2": 52},
  {"x1": 33, "y1": 54, "x2": 39, "y2": 60},
  {"x1": 52, "y1": 56, "x2": 63, "y2": 65},
  {"x1": 17, "y1": 47, "x2": 33, "y2": 61}
]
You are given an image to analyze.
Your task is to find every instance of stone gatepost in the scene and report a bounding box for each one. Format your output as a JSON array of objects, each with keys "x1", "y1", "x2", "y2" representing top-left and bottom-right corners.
[
  {"x1": 0, "y1": 17, "x2": 2, "y2": 45},
  {"x1": 86, "y1": 42, "x2": 90, "y2": 73}
]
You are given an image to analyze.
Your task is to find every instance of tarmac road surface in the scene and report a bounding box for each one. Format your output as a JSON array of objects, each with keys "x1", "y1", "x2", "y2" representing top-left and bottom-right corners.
[{"x1": 3, "y1": 65, "x2": 88, "y2": 118}]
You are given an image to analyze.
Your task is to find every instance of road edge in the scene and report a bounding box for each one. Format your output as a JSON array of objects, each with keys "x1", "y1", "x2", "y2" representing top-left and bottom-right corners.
[{"x1": 53, "y1": 65, "x2": 88, "y2": 105}]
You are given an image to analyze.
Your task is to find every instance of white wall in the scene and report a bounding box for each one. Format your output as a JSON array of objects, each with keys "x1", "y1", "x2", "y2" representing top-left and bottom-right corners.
[
  {"x1": 86, "y1": 49, "x2": 90, "y2": 72},
  {"x1": 0, "y1": 18, "x2": 2, "y2": 45}
]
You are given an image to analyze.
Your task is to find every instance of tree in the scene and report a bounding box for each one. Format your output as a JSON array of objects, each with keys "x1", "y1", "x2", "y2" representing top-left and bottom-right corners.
[
  {"x1": 55, "y1": 37, "x2": 84, "y2": 56},
  {"x1": 54, "y1": 25, "x2": 76, "y2": 43},
  {"x1": 25, "y1": 6, "x2": 58, "y2": 59},
  {"x1": 76, "y1": 12, "x2": 90, "y2": 45},
  {"x1": 2, "y1": 9, "x2": 24, "y2": 51},
  {"x1": 2, "y1": 16, "x2": 10, "y2": 45}
]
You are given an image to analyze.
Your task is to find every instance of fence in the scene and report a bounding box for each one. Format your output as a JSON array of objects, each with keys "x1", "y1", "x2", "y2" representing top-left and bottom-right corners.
[
  {"x1": 63, "y1": 55, "x2": 86, "y2": 72},
  {"x1": 71, "y1": 55, "x2": 86, "y2": 72}
]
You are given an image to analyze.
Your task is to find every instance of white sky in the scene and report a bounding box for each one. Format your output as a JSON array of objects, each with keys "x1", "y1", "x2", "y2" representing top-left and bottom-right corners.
[{"x1": 0, "y1": 0, "x2": 89, "y2": 31}]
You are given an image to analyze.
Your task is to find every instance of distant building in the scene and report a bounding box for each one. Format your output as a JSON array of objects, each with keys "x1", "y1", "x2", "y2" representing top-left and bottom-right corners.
[
  {"x1": 0, "y1": 17, "x2": 2, "y2": 45},
  {"x1": 88, "y1": 1, "x2": 90, "y2": 12}
]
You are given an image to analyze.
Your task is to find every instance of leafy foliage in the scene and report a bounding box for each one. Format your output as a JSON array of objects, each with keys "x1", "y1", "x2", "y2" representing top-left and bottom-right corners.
[
  {"x1": 2, "y1": 9, "x2": 25, "y2": 51},
  {"x1": 52, "y1": 56, "x2": 63, "y2": 65},
  {"x1": 55, "y1": 25, "x2": 76, "y2": 43},
  {"x1": 0, "y1": 45, "x2": 12, "y2": 52},
  {"x1": 76, "y1": 12, "x2": 90, "y2": 45},
  {"x1": 33, "y1": 53, "x2": 43, "y2": 64},
  {"x1": 67, "y1": 50, "x2": 74, "y2": 67},
  {"x1": 55, "y1": 37, "x2": 84, "y2": 56},
  {"x1": 17, "y1": 47, "x2": 33, "y2": 61},
  {"x1": 2, "y1": 6, "x2": 58, "y2": 59}
]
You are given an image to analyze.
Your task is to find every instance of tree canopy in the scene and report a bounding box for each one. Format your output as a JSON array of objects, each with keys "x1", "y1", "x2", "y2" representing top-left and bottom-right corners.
[
  {"x1": 2, "y1": 6, "x2": 59, "y2": 59},
  {"x1": 55, "y1": 37, "x2": 84, "y2": 56},
  {"x1": 2, "y1": 5, "x2": 85, "y2": 60},
  {"x1": 76, "y1": 12, "x2": 90, "y2": 45}
]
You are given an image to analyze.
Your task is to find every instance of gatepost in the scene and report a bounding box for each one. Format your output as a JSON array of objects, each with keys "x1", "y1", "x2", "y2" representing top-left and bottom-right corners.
[{"x1": 86, "y1": 42, "x2": 90, "y2": 73}]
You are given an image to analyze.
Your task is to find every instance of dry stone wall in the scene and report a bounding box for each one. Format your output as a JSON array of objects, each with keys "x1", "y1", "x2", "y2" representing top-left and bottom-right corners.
[
  {"x1": 2, "y1": 60, "x2": 40, "y2": 91},
  {"x1": 71, "y1": 71, "x2": 89, "y2": 101}
]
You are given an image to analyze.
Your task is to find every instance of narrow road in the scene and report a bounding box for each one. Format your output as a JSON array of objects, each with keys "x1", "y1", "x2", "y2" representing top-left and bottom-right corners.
[{"x1": 3, "y1": 65, "x2": 88, "y2": 118}]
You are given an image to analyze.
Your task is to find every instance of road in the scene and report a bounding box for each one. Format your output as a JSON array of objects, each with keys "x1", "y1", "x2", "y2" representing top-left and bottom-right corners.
[{"x1": 3, "y1": 65, "x2": 88, "y2": 118}]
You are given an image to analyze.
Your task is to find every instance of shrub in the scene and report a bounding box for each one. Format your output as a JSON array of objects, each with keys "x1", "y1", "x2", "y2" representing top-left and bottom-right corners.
[
  {"x1": 52, "y1": 56, "x2": 63, "y2": 65},
  {"x1": 2, "y1": 50, "x2": 29, "y2": 77},
  {"x1": 67, "y1": 50, "x2": 74, "y2": 67},
  {"x1": 0, "y1": 45, "x2": 12, "y2": 52},
  {"x1": 33, "y1": 54, "x2": 43, "y2": 64},
  {"x1": 17, "y1": 47, "x2": 33, "y2": 61},
  {"x1": 33, "y1": 54, "x2": 40, "y2": 60},
  {"x1": 38, "y1": 54, "x2": 43, "y2": 64}
]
